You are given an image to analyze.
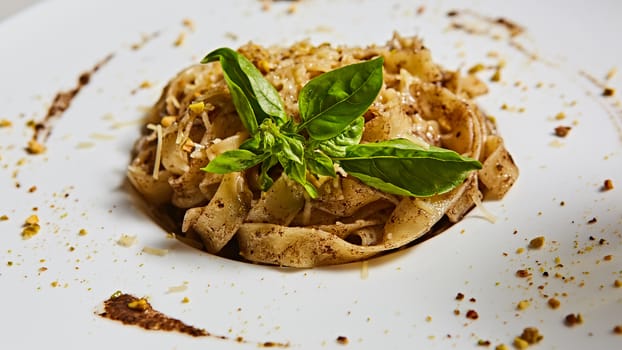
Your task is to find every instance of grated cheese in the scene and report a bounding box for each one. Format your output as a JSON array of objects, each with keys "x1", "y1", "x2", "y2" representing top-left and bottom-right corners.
[{"x1": 146, "y1": 124, "x2": 163, "y2": 180}]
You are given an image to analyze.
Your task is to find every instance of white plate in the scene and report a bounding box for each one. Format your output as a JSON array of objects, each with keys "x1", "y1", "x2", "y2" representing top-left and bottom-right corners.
[{"x1": 1, "y1": 0, "x2": 621, "y2": 349}]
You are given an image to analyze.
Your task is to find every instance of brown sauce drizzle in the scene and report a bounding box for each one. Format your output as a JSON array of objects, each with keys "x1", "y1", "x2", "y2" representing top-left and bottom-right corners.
[
  {"x1": 29, "y1": 53, "x2": 114, "y2": 150},
  {"x1": 446, "y1": 9, "x2": 550, "y2": 64},
  {"x1": 99, "y1": 292, "x2": 290, "y2": 347}
]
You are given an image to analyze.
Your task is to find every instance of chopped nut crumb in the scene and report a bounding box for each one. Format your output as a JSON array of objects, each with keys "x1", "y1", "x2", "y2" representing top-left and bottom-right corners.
[
  {"x1": 603, "y1": 254, "x2": 613, "y2": 261},
  {"x1": 602, "y1": 179, "x2": 614, "y2": 191},
  {"x1": 336, "y1": 336, "x2": 349, "y2": 345},
  {"x1": 466, "y1": 310, "x2": 479, "y2": 320},
  {"x1": 188, "y1": 101, "x2": 205, "y2": 114},
  {"x1": 614, "y1": 325, "x2": 622, "y2": 334},
  {"x1": 564, "y1": 313, "x2": 583, "y2": 327},
  {"x1": 614, "y1": 279, "x2": 622, "y2": 288},
  {"x1": 478, "y1": 339, "x2": 491, "y2": 346},
  {"x1": 548, "y1": 297, "x2": 561, "y2": 309},
  {"x1": 490, "y1": 68, "x2": 501, "y2": 82},
  {"x1": 528, "y1": 236, "x2": 545, "y2": 249},
  {"x1": 554, "y1": 125, "x2": 572, "y2": 137},
  {"x1": 602, "y1": 87, "x2": 616, "y2": 96},
  {"x1": 587, "y1": 217, "x2": 597, "y2": 224},
  {"x1": 182, "y1": 18, "x2": 195, "y2": 31},
  {"x1": 520, "y1": 327, "x2": 543, "y2": 344},
  {"x1": 516, "y1": 269, "x2": 531, "y2": 278},
  {"x1": 455, "y1": 292, "x2": 465, "y2": 301}
]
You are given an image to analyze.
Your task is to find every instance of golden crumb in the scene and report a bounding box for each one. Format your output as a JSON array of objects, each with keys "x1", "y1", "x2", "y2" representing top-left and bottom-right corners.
[
  {"x1": 0, "y1": 214, "x2": 8, "y2": 221},
  {"x1": 182, "y1": 18, "x2": 195, "y2": 31},
  {"x1": 516, "y1": 300, "x2": 530, "y2": 310},
  {"x1": 603, "y1": 254, "x2": 613, "y2": 261},
  {"x1": 490, "y1": 67, "x2": 501, "y2": 82},
  {"x1": 50, "y1": 281, "x2": 59, "y2": 288},
  {"x1": 78, "y1": 228, "x2": 88, "y2": 236},
  {"x1": 0, "y1": 119, "x2": 12, "y2": 127},
  {"x1": 516, "y1": 247, "x2": 525, "y2": 254},
  {"x1": 182, "y1": 296, "x2": 190, "y2": 304},
  {"x1": 554, "y1": 112, "x2": 566, "y2": 120},
  {"x1": 28, "y1": 185, "x2": 37, "y2": 193},
  {"x1": 548, "y1": 297, "x2": 560, "y2": 309},
  {"x1": 117, "y1": 234, "x2": 137, "y2": 247},
  {"x1": 606, "y1": 67, "x2": 617, "y2": 80},
  {"x1": 602, "y1": 179, "x2": 614, "y2": 191},
  {"x1": 468, "y1": 63, "x2": 485, "y2": 74},
  {"x1": 495, "y1": 344, "x2": 509, "y2": 350},
  {"x1": 528, "y1": 236, "x2": 545, "y2": 249},
  {"x1": 614, "y1": 279, "x2": 622, "y2": 288},
  {"x1": 614, "y1": 325, "x2": 622, "y2": 334},
  {"x1": 174, "y1": 32, "x2": 186, "y2": 47},
  {"x1": 512, "y1": 337, "x2": 528, "y2": 349},
  {"x1": 425, "y1": 315, "x2": 432, "y2": 322},
  {"x1": 139, "y1": 80, "x2": 152, "y2": 89},
  {"x1": 22, "y1": 214, "x2": 41, "y2": 239},
  {"x1": 26, "y1": 139, "x2": 46, "y2": 154}
]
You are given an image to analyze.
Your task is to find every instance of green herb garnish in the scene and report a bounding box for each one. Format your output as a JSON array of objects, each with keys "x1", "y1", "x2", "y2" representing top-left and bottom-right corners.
[{"x1": 200, "y1": 48, "x2": 481, "y2": 198}]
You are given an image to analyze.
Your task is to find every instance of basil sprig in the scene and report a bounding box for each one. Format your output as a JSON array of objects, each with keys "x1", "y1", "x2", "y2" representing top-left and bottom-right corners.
[{"x1": 201, "y1": 48, "x2": 481, "y2": 198}]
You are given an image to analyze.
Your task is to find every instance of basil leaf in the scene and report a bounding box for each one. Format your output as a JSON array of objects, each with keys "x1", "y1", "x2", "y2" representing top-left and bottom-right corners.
[
  {"x1": 317, "y1": 116, "x2": 364, "y2": 157},
  {"x1": 277, "y1": 133, "x2": 305, "y2": 165},
  {"x1": 283, "y1": 158, "x2": 318, "y2": 198},
  {"x1": 298, "y1": 56, "x2": 383, "y2": 140},
  {"x1": 337, "y1": 138, "x2": 482, "y2": 197},
  {"x1": 305, "y1": 149, "x2": 336, "y2": 177},
  {"x1": 258, "y1": 155, "x2": 278, "y2": 191},
  {"x1": 202, "y1": 48, "x2": 288, "y2": 133},
  {"x1": 203, "y1": 149, "x2": 268, "y2": 173}
]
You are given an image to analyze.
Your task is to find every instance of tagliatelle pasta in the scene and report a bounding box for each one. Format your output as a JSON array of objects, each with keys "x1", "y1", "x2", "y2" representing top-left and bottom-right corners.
[{"x1": 127, "y1": 33, "x2": 518, "y2": 267}]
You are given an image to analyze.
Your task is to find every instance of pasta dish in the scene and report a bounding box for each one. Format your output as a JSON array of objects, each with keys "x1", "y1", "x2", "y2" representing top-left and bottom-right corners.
[{"x1": 127, "y1": 33, "x2": 518, "y2": 267}]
